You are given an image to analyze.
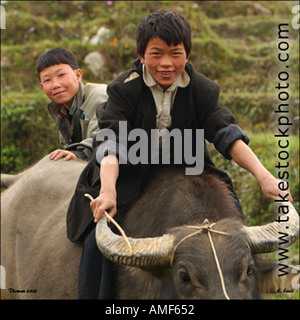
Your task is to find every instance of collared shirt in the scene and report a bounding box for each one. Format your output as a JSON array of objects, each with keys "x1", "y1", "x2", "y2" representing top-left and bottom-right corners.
[
  {"x1": 69, "y1": 95, "x2": 78, "y2": 116},
  {"x1": 55, "y1": 96, "x2": 78, "y2": 132},
  {"x1": 142, "y1": 65, "x2": 190, "y2": 129},
  {"x1": 56, "y1": 96, "x2": 77, "y2": 119}
]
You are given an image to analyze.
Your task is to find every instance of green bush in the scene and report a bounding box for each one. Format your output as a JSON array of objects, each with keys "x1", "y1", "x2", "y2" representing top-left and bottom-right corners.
[{"x1": 1, "y1": 91, "x2": 58, "y2": 173}]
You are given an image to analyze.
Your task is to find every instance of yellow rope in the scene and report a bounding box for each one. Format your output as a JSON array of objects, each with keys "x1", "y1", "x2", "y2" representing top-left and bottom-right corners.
[{"x1": 171, "y1": 219, "x2": 231, "y2": 300}]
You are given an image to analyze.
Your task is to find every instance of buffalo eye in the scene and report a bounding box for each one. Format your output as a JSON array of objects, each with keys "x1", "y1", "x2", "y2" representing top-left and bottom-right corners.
[
  {"x1": 246, "y1": 264, "x2": 255, "y2": 277},
  {"x1": 179, "y1": 270, "x2": 191, "y2": 283}
]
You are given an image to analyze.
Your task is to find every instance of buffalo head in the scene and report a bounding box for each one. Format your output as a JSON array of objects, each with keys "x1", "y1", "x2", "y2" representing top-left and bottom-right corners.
[{"x1": 95, "y1": 201, "x2": 299, "y2": 299}]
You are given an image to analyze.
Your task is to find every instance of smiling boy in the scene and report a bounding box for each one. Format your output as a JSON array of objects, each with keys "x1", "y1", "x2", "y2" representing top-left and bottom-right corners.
[
  {"x1": 67, "y1": 11, "x2": 292, "y2": 299},
  {"x1": 37, "y1": 48, "x2": 107, "y2": 161},
  {"x1": 88, "y1": 11, "x2": 292, "y2": 223},
  {"x1": 140, "y1": 37, "x2": 187, "y2": 89}
]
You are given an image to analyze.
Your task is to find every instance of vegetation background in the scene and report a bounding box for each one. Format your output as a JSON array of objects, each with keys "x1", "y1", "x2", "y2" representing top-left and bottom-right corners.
[{"x1": 1, "y1": 1, "x2": 299, "y2": 299}]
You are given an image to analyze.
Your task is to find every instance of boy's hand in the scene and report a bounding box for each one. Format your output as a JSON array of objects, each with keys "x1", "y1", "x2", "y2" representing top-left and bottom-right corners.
[
  {"x1": 258, "y1": 171, "x2": 293, "y2": 202},
  {"x1": 229, "y1": 140, "x2": 293, "y2": 203},
  {"x1": 90, "y1": 190, "x2": 117, "y2": 223},
  {"x1": 49, "y1": 149, "x2": 78, "y2": 161}
]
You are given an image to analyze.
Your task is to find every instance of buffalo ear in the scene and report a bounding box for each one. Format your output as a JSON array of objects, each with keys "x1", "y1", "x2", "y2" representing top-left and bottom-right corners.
[{"x1": 255, "y1": 258, "x2": 298, "y2": 293}]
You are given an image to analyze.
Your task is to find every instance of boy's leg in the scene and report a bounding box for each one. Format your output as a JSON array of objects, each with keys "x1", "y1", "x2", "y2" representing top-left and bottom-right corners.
[
  {"x1": 99, "y1": 257, "x2": 117, "y2": 299},
  {"x1": 78, "y1": 226, "x2": 103, "y2": 299},
  {"x1": 78, "y1": 210, "x2": 125, "y2": 299}
]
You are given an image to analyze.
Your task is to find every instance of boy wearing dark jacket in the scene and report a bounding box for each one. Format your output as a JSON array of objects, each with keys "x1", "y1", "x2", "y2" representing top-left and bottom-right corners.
[{"x1": 67, "y1": 11, "x2": 292, "y2": 298}]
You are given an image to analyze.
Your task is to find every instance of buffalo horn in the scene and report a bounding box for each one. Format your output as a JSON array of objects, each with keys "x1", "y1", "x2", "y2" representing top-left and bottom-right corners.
[
  {"x1": 95, "y1": 214, "x2": 175, "y2": 267},
  {"x1": 243, "y1": 201, "x2": 299, "y2": 253}
]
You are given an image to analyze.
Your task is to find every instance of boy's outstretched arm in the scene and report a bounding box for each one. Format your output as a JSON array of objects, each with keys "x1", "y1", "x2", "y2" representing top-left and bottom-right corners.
[
  {"x1": 90, "y1": 155, "x2": 119, "y2": 223},
  {"x1": 228, "y1": 139, "x2": 293, "y2": 202}
]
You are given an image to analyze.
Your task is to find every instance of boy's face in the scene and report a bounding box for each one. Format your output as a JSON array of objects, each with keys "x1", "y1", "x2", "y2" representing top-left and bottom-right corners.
[
  {"x1": 139, "y1": 37, "x2": 188, "y2": 90},
  {"x1": 40, "y1": 64, "x2": 82, "y2": 108}
]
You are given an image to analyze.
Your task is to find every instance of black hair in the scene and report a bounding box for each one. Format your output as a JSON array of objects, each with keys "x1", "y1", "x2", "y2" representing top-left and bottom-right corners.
[
  {"x1": 36, "y1": 48, "x2": 79, "y2": 77},
  {"x1": 136, "y1": 10, "x2": 192, "y2": 58}
]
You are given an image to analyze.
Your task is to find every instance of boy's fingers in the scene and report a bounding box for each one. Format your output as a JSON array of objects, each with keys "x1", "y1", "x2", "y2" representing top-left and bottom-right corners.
[
  {"x1": 63, "y1": 154, "x2": 73, "y2": 161},
  {"x1": 49, "y1": 151, "x2": 58, "y2": 159},
  {"x1": 49, "y1": 150, "x2": 63, "y2": 160},
  {"x1": 94, "y1": 207, "x2": 105, "y2": 223},
  {"x1": 85, "y1": 194, "x2": 116, "y2": 223},
  {"x1": 50, "y1": 150, "x2": 77, "y2": 161},
  {"x1": 89, "y1": 198, "x2": 103, "y2": 222}
]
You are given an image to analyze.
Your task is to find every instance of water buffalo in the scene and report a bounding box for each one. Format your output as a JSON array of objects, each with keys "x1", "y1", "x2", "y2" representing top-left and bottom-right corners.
[{"x1": 1, "y1": 156, "x2": 299, "y2": 299}]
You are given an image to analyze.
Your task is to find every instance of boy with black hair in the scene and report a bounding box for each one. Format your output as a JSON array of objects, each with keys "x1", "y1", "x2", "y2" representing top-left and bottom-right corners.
[
  {"x1": 67, "y1": 11, "x2": 293, "y2": 299},
  {"x1": 37, "y1": 48, "x2": 107, "y2": 161}
]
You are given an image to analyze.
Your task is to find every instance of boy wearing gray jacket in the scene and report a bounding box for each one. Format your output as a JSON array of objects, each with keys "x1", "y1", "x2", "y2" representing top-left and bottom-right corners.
[{"x1": 37, "y1": 48, "x2": 107, "y2": 161}]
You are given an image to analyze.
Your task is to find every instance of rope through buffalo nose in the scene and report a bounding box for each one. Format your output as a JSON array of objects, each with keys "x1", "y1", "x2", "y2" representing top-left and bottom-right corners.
[
  {"x1": 171, "y1": 219, "x2": 231, "y2": 300},
  {"x1": 205, "y1": 223, "x2": 230, "y2": 300}
]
